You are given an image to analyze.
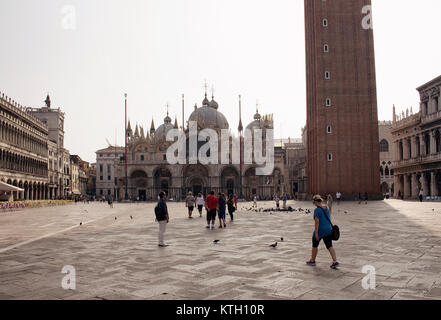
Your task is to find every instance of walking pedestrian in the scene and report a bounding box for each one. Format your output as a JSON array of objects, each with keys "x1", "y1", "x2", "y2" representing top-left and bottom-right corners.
[
  {"x1": 275, "y1": 194, "x2": 280, "y2": 210},
  {"x1": 358, "y1": 193, "x2": 362, "y2": 204},
  {"x1": 336, "y1": 192, "x2": 341, "y2": 205},
  {"x1": 205, "y1": 191, "x2": 218, "y2": 230},
  {"x1": 253, "y1": 195, "x2": 257, "y2": 208},
  {"x1": 218, "y1": 193, "x2": 227, "y2": 228},
  {"x1": 419, "y1": 189, "x2": 424, "y2": 202},
  {"x1": 196, "y1": 193, "x2": 205, "y2": 217},
  {"x1": 227, "y1": 194, "x2": 235, "y2": 221},
  {"x1": 306, "y1": 195, "x2": 339, "y2": 269},
  {"x1": 364, "y1": 192, "x2": 368, "y2": 204},
  {"x1": 327, "y1": 194, "x2": 333, "y2": 214},
  {"x1": 155, "y1": 191, "x2": 169, "y2": 247},
  {"x1": 185, "y1": 191, "x2": 195, "y2": 219},
  {"x1": 233, "y1": 194, "x2": 238, "y2": 210}
]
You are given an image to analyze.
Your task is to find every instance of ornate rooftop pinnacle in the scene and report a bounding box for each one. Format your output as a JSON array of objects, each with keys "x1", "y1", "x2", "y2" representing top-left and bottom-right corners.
[
  {"x1": 45, "y1": 93, "x2": 51, "y2": 108},
  {"x1": 150, "y1": 118, "x2": 155, "y2": 133}
]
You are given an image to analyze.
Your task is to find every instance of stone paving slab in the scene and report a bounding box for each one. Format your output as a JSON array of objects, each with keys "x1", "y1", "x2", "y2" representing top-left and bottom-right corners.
[{"x1": 0, "y1": 200, "x2": 441, "y2": 300}]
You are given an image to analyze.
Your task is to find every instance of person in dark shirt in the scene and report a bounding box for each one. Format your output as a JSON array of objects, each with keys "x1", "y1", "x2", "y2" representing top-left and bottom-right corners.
[
  {"x1": 227, "y1": 194, "x2": 235, "y2": 222},
  {"x1": 218, "y1": 193, "x2": 227, "y2": 228},
  {"x1": 157, "y1": 191, "x2": 169, "y2": 247}
]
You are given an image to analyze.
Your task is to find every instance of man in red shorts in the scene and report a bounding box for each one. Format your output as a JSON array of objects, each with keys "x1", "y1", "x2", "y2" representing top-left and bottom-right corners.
[{"x1": 205, "y1": 191, "x2": 218, "y2": 230}]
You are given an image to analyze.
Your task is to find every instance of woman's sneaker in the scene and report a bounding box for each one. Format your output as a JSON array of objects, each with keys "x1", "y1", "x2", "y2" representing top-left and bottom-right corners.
[
  {"x1": 330, "y1": 262, "x2": 340, "y2": 269},
  {"x1": 306, "y1": 260, "x2": 316, "y2": 266}
]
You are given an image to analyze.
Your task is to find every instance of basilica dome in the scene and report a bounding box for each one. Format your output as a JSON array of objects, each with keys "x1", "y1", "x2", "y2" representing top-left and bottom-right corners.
[
  {"x1": 188, "y1": 94, "x2": 229, "y2": 130},
  {"x1": 246, "y1": 110, "x2": 262, "y2": 131},
  {"x1": 154, "y1": 114, "x2": 174, "y2": 144}
]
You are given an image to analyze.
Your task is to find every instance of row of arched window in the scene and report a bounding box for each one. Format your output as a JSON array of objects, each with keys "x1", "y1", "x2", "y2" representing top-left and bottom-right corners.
[
  {"x1": 0, "y1": 148, "x2": 48, "y2": 177},
  {"x1": 380, "y1": 166, "x2": 394, "y2": 177},
  {"x1": 0, "y1": 120, "x2": 48, "y2": 157}
]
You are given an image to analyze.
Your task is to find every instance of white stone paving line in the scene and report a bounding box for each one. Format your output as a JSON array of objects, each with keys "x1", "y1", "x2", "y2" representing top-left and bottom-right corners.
[{"x1": 0, "y1": 217, "x2": 105, "y2": 254}]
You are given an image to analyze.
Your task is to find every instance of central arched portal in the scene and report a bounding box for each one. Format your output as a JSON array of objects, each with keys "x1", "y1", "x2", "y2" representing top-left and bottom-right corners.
[
  {"x1": 154, "y1": 167, "x2": 172, "y2": 196},
  {"x1": 183, "y1": 164, "x2": 209, "y2": 196}
]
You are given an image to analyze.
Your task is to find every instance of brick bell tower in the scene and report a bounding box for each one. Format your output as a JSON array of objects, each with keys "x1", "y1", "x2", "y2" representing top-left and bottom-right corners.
[{"x1": 304, "y1": 0, "x2": 382, "y2": 199}]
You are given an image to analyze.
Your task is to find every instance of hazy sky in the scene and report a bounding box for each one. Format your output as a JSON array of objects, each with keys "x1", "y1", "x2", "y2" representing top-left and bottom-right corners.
[{"x1": 1, "y1": 0, "x2": 440, "y2": 163}]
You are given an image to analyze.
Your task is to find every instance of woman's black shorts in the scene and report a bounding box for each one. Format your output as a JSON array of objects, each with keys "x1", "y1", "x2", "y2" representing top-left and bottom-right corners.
[
  {"x1": 312, "y1": 234, "x2": 333, "y2": 249},
  {"x1": 188, "y1": 206, "x2": 194, "y2": 211},
  {"x1": 198, "y1": 205, "x2": 203, "y2": 212}
]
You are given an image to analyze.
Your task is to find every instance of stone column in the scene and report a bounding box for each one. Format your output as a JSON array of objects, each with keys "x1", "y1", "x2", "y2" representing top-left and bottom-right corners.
[
  {"x1": 431, "y1": 172, "x2": 439, "y2": 197},
  {"x1": 428, "y1": 96, "x2": 433, "y2": 114},
  {"x1": 430, "y1": 131, "x2": 437, "y2": 155},
  {"x1": 411, "y1": 173, "x2": 419, "y2": 199},
  {"x1": 411, "y1": 136, "x2": 417, "y2": 158},
  {"x1": 438, "y1": 91, "x2": 441, "y2": 111},
  {"x1": 393, "y1": 175, "x2": 400, "y2": 198},
  {"x1": 403, "y1": 174, "x2": 411, "y2": 199},
  {"x1": 420, "y1": 173, "x2": 429, "y2": 197}
]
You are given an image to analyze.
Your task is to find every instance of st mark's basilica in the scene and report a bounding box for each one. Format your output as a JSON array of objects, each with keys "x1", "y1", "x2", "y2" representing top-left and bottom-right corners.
[{"x1": 100, "y1": 91, "x2": 304, "y2": 201}]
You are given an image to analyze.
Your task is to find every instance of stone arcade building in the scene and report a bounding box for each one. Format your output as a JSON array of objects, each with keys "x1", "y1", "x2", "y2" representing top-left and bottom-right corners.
[
  {"x1": 0, "y1": 93, "x2": 49, "y2": 200},
  {"x1": 1, "y1": 92, "x2": 91, "y2": 200},
  {"x1": 392, "y1": 75, "x2": 441, "y2": 200}
]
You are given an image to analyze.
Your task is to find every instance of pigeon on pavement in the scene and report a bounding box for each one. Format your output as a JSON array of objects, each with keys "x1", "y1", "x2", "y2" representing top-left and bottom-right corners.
[{"x1": 269, "y1": 242, "x2": 278, "y2": 248}]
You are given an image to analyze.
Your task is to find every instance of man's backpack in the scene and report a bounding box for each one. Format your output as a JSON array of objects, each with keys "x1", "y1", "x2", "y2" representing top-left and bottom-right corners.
[{"x1": 155, "y1": 203, "x2": 166, "y2": 221}]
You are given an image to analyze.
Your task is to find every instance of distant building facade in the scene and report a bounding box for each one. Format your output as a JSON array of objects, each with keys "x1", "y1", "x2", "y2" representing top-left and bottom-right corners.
[
  {"x1": 392, "y1": 75, "x2": 441, "y2": 199},
  {"x1": 379, "y1": 121, "x2": 395, "y2": 196},
  {"x1": 28, "y1": 95, "x2": 70, "y2": 198},
  {"x1": 95, "y1": 146, "x2": 124, "y2": 199}
]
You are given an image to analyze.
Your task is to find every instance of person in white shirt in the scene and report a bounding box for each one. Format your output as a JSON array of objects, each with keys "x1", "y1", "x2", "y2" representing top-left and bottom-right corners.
[
  {"x1": 185, "y1": 192, "x2": 196, "y2": 218},
  {"x1": 196, "y1": 193, "x2": 205, "y2": 218},
  {"x1": 336, "y1": 192, "x2": 341, "y2": 205},
  {"x1": 274, "y1": 195, "x2": 280, "y2": 210}
]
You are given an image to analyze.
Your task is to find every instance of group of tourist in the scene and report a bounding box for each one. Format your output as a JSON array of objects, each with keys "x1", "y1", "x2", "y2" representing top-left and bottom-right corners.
[
  {"x1": 274, "y1": 193, "x2": 289, "y2": 210},
  {"x1": 184, "y1": 191, "x2": 238, "y2": 229},
  {"x1": 154, "y1": 190, "x2": 340, "y2": 269}
]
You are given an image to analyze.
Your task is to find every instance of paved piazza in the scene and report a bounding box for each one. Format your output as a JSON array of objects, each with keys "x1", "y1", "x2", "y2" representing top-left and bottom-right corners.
[{"x1": 0, "y1": 200, "x2": 441, "y2": 300}]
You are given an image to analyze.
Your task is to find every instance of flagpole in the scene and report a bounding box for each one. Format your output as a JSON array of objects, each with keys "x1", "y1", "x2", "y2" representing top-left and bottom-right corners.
[
  {"x1": 124, "y1": 93, "x2": 128, "y2": 201},
  {"x1": 238, "y1": 95, "x2": 243, "y2": 200}
]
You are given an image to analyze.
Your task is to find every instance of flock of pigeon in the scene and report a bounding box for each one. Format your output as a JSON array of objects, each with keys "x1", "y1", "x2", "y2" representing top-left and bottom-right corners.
[{"x1": 240, "y1": 206, "x2": 312, "y2": 215}]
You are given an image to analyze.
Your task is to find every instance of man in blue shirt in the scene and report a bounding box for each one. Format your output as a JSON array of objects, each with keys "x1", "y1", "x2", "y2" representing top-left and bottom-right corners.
[{"x1": 306, "y1": 195, "x2": 339, "y2": 269}]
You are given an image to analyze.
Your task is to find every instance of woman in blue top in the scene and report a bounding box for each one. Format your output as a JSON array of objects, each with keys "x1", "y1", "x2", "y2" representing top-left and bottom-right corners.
[{"x1": 306, "y1": 195, "x2": 339, "y2": 269}]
